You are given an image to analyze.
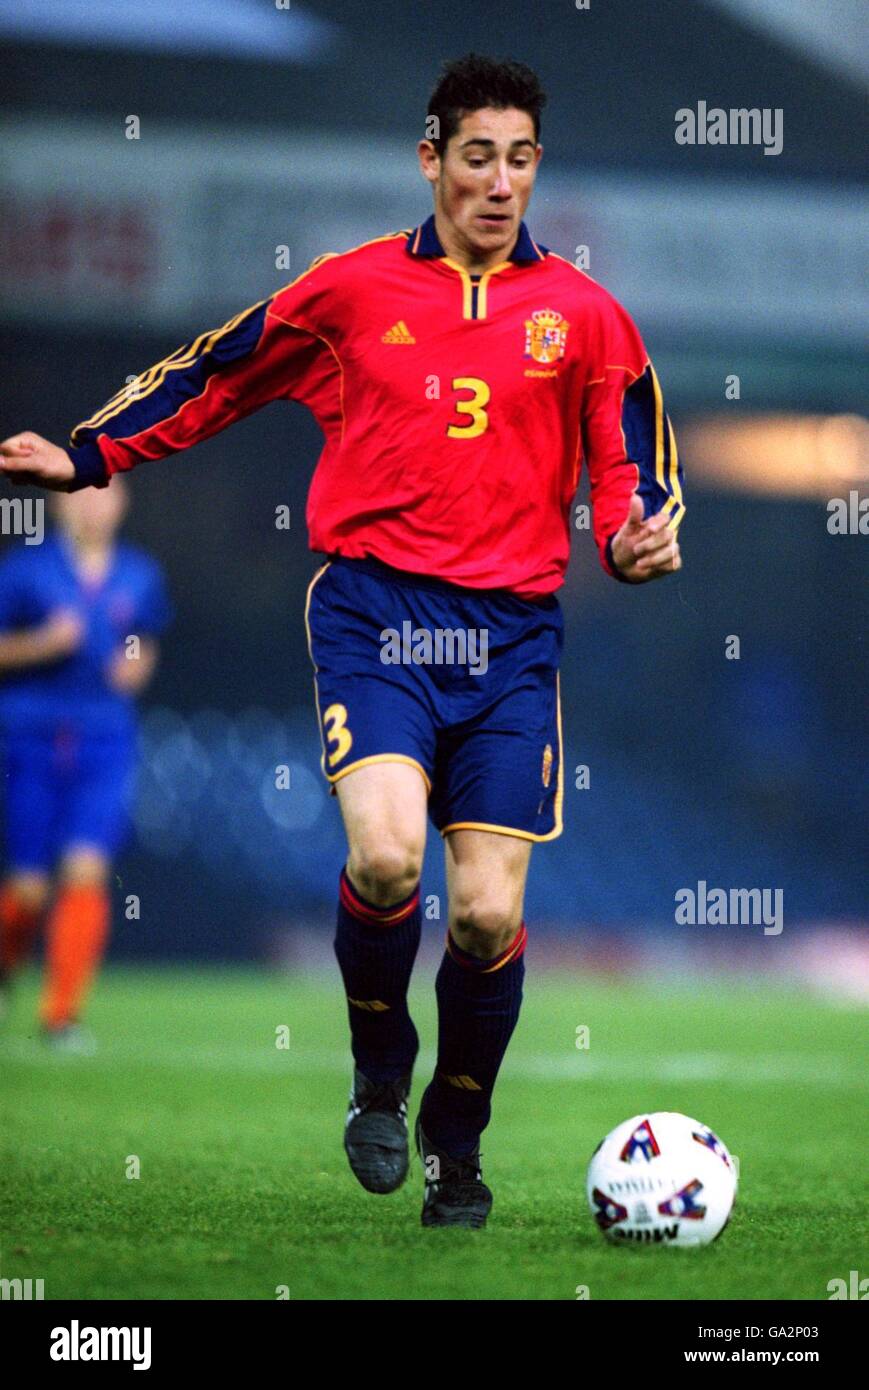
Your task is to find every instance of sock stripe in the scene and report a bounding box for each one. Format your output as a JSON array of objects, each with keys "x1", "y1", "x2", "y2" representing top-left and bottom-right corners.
[
  {"x1": 484, "y1": 922, "x2": 528, "y2": 972},
  {"x1": 446, "y1": 921, "x2": 528, "y2": 972},
  {"x1": 339, "y1": 870, "x2": 420, "y2": 927}
]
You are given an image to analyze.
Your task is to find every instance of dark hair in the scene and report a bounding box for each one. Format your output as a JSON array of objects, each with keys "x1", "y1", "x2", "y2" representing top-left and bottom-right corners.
[{"x1": 427, "y1": 53, "x2": 546, "y2": 154}]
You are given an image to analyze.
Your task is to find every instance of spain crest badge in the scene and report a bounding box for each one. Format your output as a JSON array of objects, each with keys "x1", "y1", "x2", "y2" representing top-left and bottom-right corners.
[
  {"x1": 541, "y1": 743, "x2": 554, "y2": 788},
  {"x1": 524, "y1": 308, "x2": 570, "y2": 365}
]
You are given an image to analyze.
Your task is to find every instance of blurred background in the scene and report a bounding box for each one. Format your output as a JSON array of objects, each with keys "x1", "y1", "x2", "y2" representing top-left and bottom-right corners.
[{"x1": 0, "y1": 0, "x2": 866, "y2": 984}]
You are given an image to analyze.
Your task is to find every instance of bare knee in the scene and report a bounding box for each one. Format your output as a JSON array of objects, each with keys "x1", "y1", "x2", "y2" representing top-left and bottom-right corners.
[
  {"x1": 58, "y1": 849, "x2": 109, "y2": 889},
  {"x1": 347, "y1": 838, "x2": 423, "y2": 907},
  {"x1": 450, "y1": 895, "x2": 521, "y2": 959},
  {"x1": 5, "y1": 872, "x2": 51, "y2": 913}
]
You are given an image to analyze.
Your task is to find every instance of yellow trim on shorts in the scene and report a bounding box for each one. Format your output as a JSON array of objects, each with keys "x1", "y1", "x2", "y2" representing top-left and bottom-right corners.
[
  {"x1": 304, "y1": 569, "x2": 432, "y2": 795},
  {"x1": 440, "y1": 820, "x2": 562, "y2": 843},
  {"x1": 303, "y1": 562, "x2": 332, "y2": 775},
  {"x1": 303, "y1": 562, "x2": 331, "y2": 668},
  {"x1": 327, "y1": 754, "x2": 432, "y2": 795}
]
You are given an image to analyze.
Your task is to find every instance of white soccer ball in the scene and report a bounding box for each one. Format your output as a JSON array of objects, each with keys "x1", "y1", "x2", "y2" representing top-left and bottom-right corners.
[{"x1": 586, "y1": 1111, "x2": 737, "y2": 1248}]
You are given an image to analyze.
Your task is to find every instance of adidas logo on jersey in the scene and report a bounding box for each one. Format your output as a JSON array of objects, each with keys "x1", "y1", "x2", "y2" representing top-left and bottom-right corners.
[{"x1": 381, "y1": 320, "x2": 416, "y2": 344}]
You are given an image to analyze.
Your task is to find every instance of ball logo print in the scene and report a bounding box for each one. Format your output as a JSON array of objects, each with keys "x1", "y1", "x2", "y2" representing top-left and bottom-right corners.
[
  {"x1": 587, "y1": 1112, "x2": 737, "y2": 1248},
  {"x1": 619, "y1": 1118, "x2": 661, "y2": 1162},
  {"x1": 692, "y1": 1126, "x2": 735, "y2": 1171},
  {"x1": 658, "y1": 1178, "x2": 706, "y2": 1220},
  {"x1": 590, "y1": 1189, "x2": 629, "y2": 1231}
]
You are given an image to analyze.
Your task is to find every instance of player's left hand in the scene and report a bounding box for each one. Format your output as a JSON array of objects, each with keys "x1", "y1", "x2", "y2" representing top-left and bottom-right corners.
[{"x1": 610, "y1": 493, "x2": 682, "y2": 583}]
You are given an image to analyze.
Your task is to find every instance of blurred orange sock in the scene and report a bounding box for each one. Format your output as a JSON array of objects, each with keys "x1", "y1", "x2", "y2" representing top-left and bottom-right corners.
[
  {"x1": 40, "y1": 884, "x2": 110, "y2": 1029},
  {"x1": 0, "y1": 884, "x2": 42, "y2": 972}
]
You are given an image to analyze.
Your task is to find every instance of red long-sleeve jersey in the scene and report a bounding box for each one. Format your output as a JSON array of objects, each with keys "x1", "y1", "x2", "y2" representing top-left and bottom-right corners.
[{"x1": 68, "y1": 216, "x2": 684, "y2": 598}]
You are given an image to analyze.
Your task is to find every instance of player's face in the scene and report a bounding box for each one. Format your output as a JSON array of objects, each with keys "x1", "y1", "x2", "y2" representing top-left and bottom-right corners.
[
  {"x1": 53, "y1": 478, "x2": 129, "y2": 545},
  {"x1": 420, "y1": 106, "x2": 542, "y2": 269}
]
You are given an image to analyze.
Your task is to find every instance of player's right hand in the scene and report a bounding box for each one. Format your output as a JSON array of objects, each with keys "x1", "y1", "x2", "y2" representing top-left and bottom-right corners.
[
  {"x1": 36, "y1": 610, "x2": 85, "y2": 662},
  {"x1": 0, "y1": 432, "x2": 76, "y2": 491}
]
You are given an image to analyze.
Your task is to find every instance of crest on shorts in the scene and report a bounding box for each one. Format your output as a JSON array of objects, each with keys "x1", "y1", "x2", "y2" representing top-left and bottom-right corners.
[
  {"x1": 541, "y1": 743, "x2": 554, "y2": 788},
  {"x1": 524, "y1": 308, "x2": 570, "y2": 365}
]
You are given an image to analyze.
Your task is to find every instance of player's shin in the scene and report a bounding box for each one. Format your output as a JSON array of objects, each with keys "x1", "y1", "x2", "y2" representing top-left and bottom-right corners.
[
  {"x1": 420, "y1": 923, "x2": 527, "y2": 1157},
  {"x1": 334, "y1": 867, "x2": 421, "y2": 1082},
  {"x1": 39, "y1": 883, "x2": 110, "y2": 1030},
  {"x1": 0, "y1": 882, "x2": 43, "y2": 974}
]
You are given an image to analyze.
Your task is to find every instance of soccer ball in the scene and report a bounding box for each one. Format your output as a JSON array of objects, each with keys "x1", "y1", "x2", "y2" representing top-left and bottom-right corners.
[{"x1": 586, "y1": 1111, "x2": 737, "y2": 1248}]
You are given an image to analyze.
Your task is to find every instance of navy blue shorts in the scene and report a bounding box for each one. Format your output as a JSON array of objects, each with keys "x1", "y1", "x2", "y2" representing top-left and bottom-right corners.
[
  {"x1": 1, "y1": 725, "x2": 136, "y2": 871},
  {"x1": 305, "y1": 556, "x2": 564, "y2": 841}
]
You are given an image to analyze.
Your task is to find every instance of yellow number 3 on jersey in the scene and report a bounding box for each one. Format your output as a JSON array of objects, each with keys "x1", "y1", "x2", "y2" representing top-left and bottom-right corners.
[
  {"x1": 447, "y1": 377, "x2": 490, "y2": 439},
  {"x1": 323, "y1": 703, "x2": 353, "y2": 768}
]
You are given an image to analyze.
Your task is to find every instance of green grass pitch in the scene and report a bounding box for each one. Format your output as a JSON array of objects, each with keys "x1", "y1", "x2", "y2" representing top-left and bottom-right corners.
[{"x1": 1, "y1": 965, "x2": 865, "y2": 1300}]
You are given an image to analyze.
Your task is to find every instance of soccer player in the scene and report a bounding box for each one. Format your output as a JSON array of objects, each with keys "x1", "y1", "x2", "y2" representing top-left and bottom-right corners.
[
  {"x1": 1, "y1": 55, "x2": 683, "y2": 1222},
  {"x1": 0, "y1": 480, "x2": 170, "y2": 1048}
]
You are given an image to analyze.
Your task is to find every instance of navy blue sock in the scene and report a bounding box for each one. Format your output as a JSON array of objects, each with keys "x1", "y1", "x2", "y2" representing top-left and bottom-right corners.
[
  {"x1": 419, "y1": 924, "x2": 527, "y2": 1157},
  {"x1": 334, "y1": 867, "x2": 421, "y2": 1083}
]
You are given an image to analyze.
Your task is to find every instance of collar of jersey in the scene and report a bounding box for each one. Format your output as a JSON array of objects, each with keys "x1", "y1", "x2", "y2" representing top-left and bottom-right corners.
[{"x1": 405, "y1": 214, "x2": 547, "y2": 263}]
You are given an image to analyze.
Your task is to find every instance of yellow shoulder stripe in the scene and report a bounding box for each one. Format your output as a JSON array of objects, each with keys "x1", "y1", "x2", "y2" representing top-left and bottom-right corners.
[
  {"x1": 71, "y1": 231, "x2": 410, "y2": 443},
  {"x1": 71, "y1": 295, "x2": 272, "y2": 439},
  {"x1": 72, "y1": 231, "x2": 411, "y2": 442}
]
